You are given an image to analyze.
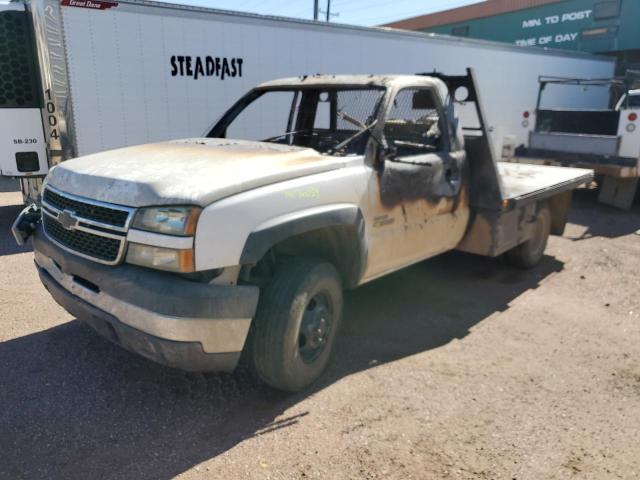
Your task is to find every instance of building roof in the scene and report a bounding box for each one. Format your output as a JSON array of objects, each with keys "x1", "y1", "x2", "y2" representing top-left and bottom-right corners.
[{"x1": 383, "y1": 0, "x2": 564, "y2": 30}]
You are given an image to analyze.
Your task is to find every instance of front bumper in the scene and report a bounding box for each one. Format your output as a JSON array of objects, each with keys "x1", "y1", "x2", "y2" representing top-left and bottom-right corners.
[{"x1": 33, "y1": 226, "x2": 260, "y2": 372}]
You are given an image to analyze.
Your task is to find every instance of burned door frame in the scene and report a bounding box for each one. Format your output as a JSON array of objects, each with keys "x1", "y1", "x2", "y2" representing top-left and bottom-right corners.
[
  {"x1": 362, "y1": 82, "x2": 470, "y2": 277},
  {"x1": 378, "y1": 84, "x2": 465, "y2": 208}
]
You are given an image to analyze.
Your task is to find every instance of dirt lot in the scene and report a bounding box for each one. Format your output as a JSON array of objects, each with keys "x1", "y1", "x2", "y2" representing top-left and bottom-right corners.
[{"x1": 1, "y1": 177, "x2": 639, "y2": 480}]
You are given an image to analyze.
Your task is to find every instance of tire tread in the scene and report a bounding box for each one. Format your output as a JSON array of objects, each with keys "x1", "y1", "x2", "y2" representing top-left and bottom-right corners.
[{"x1": 250, "y1": 257, "x2": 342, "y2": 391}]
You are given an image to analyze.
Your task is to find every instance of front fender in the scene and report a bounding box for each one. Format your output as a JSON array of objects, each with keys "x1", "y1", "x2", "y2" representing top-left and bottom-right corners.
[
  {"x1": 239, "y1": 204, "x2": 364, "y2": 264},
  {"x1": 193, "y1": 164, "x2": 370, "y2": 271}
]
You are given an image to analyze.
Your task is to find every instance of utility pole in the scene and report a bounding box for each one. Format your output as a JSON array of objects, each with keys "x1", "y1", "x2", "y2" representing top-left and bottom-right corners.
[{"x1": 318, "y1": 0, "x2": 338, "y2": 22}]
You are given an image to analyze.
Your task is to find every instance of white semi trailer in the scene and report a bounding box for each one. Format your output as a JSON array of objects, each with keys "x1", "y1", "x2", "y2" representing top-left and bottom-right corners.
[{"x1": 1, "y1": 0, "x2": 615, "y2": 202}]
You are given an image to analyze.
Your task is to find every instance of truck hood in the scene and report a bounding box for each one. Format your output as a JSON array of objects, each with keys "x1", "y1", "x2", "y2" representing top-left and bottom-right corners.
[{"x1": 45, "y1": 139, "x2": 346, "y2": 207}]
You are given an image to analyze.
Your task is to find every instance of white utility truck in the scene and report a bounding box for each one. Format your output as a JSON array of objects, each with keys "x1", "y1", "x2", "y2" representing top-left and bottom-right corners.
[
  {"x1": 515, "y1": 74, "x2": 640, "y2": 209},
  {"x1": 1, "y1": 0, "x2": 614, "y2": 203},
  {"x1": 14, "y1": 71, "x2": 592, "y2": 391}
]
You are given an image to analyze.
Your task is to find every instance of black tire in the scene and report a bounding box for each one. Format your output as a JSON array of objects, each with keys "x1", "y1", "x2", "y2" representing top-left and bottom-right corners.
[
  {"x1": 250, "y1": 257, "x2": 343, "y2": 392},
  {"x1": 506, "y1": 204, "x2": 551, "y2": 269}
]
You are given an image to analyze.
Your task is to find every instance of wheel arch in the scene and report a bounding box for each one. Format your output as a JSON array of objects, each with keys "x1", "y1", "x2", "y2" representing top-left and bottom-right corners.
[{"x1": 239, "y1": 204, "x2": 367, "y2": 288}]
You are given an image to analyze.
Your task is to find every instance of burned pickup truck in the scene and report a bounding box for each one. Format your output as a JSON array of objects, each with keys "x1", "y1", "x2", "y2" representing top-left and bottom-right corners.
[{"x1": 14, "y1": 70, "x2": 591, "y2": 391}]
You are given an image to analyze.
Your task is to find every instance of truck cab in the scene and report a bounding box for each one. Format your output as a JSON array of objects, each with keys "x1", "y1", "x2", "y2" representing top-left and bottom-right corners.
[{"x1": 14, "y1": 71, "x2": 591, "y2": 391}]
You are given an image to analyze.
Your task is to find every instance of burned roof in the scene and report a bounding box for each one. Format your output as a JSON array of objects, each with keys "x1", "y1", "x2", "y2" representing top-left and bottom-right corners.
[{"x1": 256, "y1": 74, "x2": 450, "y2": 103}]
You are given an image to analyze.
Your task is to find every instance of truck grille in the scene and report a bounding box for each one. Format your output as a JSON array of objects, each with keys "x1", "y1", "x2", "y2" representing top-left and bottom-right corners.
[
  {"x1": 43, "y1": 188, "x2": 129, "y2": 228},
  {"x1": 43, "y1": 214, "x2": 121, "y2": 262},
  {"x1": 41, "y1": 187, "x2": 134, "y2": 265}
]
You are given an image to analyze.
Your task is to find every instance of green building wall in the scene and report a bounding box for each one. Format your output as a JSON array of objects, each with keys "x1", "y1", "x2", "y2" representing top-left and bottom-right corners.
[{"x1": 425, "y1": 0, "x2": 640, "y2": 55}]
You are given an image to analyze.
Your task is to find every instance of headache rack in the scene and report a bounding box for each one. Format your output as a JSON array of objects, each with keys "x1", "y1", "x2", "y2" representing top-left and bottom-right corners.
[{"x1": 416, "y1": 68, "x2": 504, "y2": 211}]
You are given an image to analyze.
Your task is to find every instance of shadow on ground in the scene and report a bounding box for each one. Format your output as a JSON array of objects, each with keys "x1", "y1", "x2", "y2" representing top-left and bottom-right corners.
[
  {"x1": 567, "y1": 187, "x2": 640, "y2": 240},
  {"x1": 0, "y1": 251, "x2": 563, "y2": 479}
]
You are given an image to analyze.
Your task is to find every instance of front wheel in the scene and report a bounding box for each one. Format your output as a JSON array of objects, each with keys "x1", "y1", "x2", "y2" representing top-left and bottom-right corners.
[
  {"x1": 250, "y1": 257, "x2": 343, "y2": 392},
  {"x1": 505, "y1": 204, "x2": 551, "y2": 269}
]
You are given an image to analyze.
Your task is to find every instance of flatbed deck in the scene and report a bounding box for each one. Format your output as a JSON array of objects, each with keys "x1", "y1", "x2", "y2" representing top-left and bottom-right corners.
[{"x1": 498, "y1": 162, "x2": 593, "y2": 204}]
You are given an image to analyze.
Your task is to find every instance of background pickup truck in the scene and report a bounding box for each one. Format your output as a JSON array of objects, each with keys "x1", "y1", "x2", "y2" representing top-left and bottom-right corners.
[
  {"x1": 14, "y1": 69, "x2": 592, "y2": 391},
  {"x1": 515, "y1": 73, "x2": 640, "y2": 209}
]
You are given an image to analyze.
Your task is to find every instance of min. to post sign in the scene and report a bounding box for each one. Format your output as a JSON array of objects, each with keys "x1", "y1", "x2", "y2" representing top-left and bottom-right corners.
[{"x1": 515, "y1": 8, "x2": 593, "y2": 47}]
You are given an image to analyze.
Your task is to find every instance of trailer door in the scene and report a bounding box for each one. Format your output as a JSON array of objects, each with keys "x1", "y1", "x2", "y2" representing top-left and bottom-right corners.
[{"x1": 0, "y1": 3, "x2": 47, "y2": 177}]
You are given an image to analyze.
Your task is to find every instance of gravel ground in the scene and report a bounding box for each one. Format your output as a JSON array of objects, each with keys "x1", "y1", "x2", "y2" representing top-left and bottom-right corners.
[{"x1": 1, "y1": 176, "x2": 639, "y2": 480}]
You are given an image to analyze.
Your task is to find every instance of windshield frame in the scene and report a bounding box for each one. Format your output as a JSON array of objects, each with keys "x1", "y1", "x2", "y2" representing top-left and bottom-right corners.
[{"x1": 206, "y1": 84, "x2": 387, "y2": 155}]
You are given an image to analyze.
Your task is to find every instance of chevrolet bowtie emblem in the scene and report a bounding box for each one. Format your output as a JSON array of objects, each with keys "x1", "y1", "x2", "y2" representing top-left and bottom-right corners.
[{"x1": 57, "y1": 209, "x2": 79, "y2": 230}]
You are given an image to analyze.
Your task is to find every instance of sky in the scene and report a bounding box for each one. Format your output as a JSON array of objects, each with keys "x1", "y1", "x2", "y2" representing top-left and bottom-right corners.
[{"x1": 156, "y1": 0, "x2": 482, "y2": 27}]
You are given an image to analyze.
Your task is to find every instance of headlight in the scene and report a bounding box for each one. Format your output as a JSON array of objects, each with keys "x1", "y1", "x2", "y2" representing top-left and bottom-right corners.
[
  {"x1": 126, "y1": 243, "x2": 194, "y2": 273},
  {"x1": 132, "y1": 206, "x2": 201, "y2": 236}
]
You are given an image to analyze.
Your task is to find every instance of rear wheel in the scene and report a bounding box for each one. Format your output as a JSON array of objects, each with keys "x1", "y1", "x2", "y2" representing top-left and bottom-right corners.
[
  {"x1": 506, "y1": 204, "x2": 551, "y2": 269},
  {"x1": 250, "y1": 257, "x2": 343, "y2": 392}
]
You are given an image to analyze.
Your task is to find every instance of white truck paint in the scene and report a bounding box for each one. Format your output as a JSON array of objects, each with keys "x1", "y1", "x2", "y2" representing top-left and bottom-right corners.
[{"x1": 0, "y1": 0, "x2": 614, "y2": 202}]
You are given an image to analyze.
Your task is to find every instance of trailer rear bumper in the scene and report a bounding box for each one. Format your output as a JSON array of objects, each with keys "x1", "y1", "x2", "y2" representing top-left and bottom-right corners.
[{"x1": 33, "y1": 227, "x2": 259, "y2": 372}]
